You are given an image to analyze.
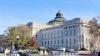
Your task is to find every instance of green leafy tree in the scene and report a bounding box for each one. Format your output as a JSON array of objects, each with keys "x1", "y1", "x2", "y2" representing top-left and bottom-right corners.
[
  {"x1": 6, "y1": 24, "x2": 36, "y2": 48},
  {"x1": 17, "y1": 25, "x2": 30, "y2": 46},
  {"x1": 80, "y1": 48, "x2": 87, "y2": 51},
  {"x1": 7, "y1": 27, "x2": 19, "y2": 43}
]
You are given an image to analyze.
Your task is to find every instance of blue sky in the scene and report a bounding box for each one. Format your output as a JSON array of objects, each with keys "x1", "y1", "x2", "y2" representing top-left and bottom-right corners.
[{"x1": 0, "y1": 0, "x2": 100, "y2": 34}]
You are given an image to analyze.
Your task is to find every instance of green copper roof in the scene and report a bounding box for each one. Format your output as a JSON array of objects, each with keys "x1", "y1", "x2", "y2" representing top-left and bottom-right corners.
[{"x1": 48, "y1": 10, "x2": 66, "y2": 25}]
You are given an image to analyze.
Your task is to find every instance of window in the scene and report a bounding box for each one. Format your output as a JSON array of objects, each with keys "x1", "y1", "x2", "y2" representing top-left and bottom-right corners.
[
  {"x1": 51, "y1": 41, "x2": 52, "y2": 44},
  {"x1": 69, "y1": 27, "x2": 72, "y2": 36},
  {"x1": 58, "y1": 31, "x2": 59, "y2": 38},
  {"x1": 48, "y1": 33, "x2": 49, "y2": 38},
  {"x1": 48, "y1": 41, "x2": 49, "y2": 45},
  {"x1": 43, "y1": 34, "x2": 46, "y2": 39},
  {"x1": 45, "y1": 41, "x2": 46, "y2": 45},
  {"x1": 62, "y1": 40, "x2": 63, "y2": 44},
  {"x1": 66, "y1": 39, "x2": 68, "y2": 44},
  {"x1": 45, "y1": 34, "x2": 46, "y2": 39},
  {"x1": 74, "y1": 38, "x2": 76, "y2": 44},
  {"x1": 51, "y1": 32, "x2": 52, "y2": 38},
  {"x1": 70, "y1": 39, "x2": 71, "y2": 47},
  {"x1": 66, "y1": 31, "x2": 68, "y2": 36},
  {"x1": 41, "y1": 34, "x2": 43, "y2": 39},
  {"x1": 54, "y1": 40, "x2": 56, "y2": 44},
  {"x1": 42, "y1": 34, "x2": 44, "y2": 39},
  {"x1": 73, "y1": 29, "x2": 76, "y2": 36},
  {"x1": 36, "y1": 34, "x2": 37, "y2": 39},
  {"x1": 62, "y1": 31, "x2": 63, "y2": 37},
  {"x1": 65, "y1": 39, "x2": 68, "y2": 48},
  {"x1": 58, "y1": 40, "x2": 59, "y2": 44},
  {"x1": 42, "y1": 41, "x2": 43, "y2": 45}
]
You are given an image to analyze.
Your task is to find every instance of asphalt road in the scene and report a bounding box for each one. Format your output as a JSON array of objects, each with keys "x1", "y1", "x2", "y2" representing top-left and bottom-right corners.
[
  {"x1": 0, "y1": 53, "x2": 98, "y2": 56},
  {"x1": 0, "y1": 53, "x2": 48, "y2": 56},
  {"x1": 0, "y1": 53, "x2": 5, "y2": 56}
]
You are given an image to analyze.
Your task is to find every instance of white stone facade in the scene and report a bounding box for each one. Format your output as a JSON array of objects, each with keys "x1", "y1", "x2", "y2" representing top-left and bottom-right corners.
[
  {"x1": 26, "y1": 11, "x2": 96, "y2": 50},
  {"x1": 27, "y1": 22, "x2": 53, "y2": 38},
  {"x1": 36, "y1": 18, "x2": 91, "y2": 50}
]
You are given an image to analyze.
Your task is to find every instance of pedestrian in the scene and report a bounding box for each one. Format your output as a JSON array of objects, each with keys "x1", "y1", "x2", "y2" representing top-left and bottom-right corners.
[
  {"x1": 5, "y1": 48, "x2": 10, "y2": 56},
  {"x1": 40, "y1": 50, "x2": 43, "y2": 55},
  {"x1": 98, "y1": 52, "x2": 100, "y2": 56}
]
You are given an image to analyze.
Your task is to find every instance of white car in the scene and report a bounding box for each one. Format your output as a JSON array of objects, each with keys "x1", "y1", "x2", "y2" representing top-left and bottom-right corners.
[
  {"x1": 6, "y1": 51, "x2": 20, "y2": 56},
  {"x1": 56, "y1": 47, "x2": 66, "y2": 51},
  {"x1": 7, "y1": 53, "x2": 20, "y2": 56}
]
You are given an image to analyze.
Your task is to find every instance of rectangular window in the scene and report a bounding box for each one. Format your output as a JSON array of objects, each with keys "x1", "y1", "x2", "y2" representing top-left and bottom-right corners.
[
  {"x1": 73, "y1": 29, "x2": 76, "y2": 36},
  {"x1": 62, "y1": 40, "x2": 63, "y2": 44},
  {"x1": 70, "y1": 39, "x2": 71, "y2": 47},
  {"x1": 58, "y1": 31, "x2": 59, "y2": 38},
  {"x1": 54, "y1": 40, "x2": 56, "y2": 44},
  {"x1": 45, "y1": 41, "x2": 46, "y2": 45},
  {"x1": 69, "y1": 26, "x2": 72, "y2": 36},
  {"x1": 48, "y1": 41, "x2": 49, "y2": 45},
  {"x1": 62, "y1": 31, "x2": 63, "y2": 37},
  {"x1": 51, "y1": 41, "x2": 52, "y2": 44},
  {"x1": 66, "y1": 31, "x2": 68, "y2": 36},
  {"x1": 42, "y1": 41, "x2": 43, "y2": 45},
  {"x1": 58, "y1": 40, "x2": 59, "y2": 44}
]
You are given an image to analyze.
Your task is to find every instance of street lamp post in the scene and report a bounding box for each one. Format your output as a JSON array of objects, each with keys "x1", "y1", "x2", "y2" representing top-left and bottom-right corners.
[{"x1": 16, "y1": 35, "x2": 19, "y2": 50}]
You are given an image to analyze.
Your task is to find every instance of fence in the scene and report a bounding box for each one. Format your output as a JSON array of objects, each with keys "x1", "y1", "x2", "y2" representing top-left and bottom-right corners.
[
  {"x1": 32, "y1": 53, "x2": 98, "y2": 56},
  {"x1": 49, "y1": 51, "x2": 98, "y2": 56},
  {"x1": 36, "y1": 51, "x2": 98, "y2": 56},
  {"x1": 49, "y1": 51, "x2": 79, "y2": 56}
]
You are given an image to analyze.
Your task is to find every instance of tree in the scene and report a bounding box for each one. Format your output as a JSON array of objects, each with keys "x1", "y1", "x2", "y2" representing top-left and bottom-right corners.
[
  {"x1": 88, "y1": 18, "x2": 100, "y2": 51},
  {"x1": 6, "y1": 24, "x2": 36, "y2": 49},
  {"x1": 29, "y1": 37, "x2": 36, "y2": 47},
  {"x1": 7, "y1": 27, "x2": 19, "y2": 43},
  {"x1": 6, "y1": 25, "x2": 30, "y2": 47},
  {"x1": 80, "y1": 48, "x2": 87, "y2": 51},
  {"x1": 16, "y1": 25, "x2": 31, "y2": 48}
]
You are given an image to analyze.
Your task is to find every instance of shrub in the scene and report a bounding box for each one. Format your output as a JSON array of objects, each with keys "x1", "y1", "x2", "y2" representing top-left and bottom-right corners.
[{"x1": 80, "y1": 48, "x2": 87, "y2": 50}]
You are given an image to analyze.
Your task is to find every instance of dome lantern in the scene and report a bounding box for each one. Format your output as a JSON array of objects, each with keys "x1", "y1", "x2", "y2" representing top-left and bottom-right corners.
[{"x1": 55, "y1": 10, "x2": 63, "y2": 19}]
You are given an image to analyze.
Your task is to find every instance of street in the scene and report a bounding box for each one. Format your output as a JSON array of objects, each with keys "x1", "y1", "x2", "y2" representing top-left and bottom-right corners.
[
  {"x1": 0, "y1": 52, "x2": 98, "y2": 56},
  {"x1": 0, "y1": 53, "x2": 70, "y2": 56},
  {"x1": 0, "y1": 53, "x2": 5, "y2": 56}
]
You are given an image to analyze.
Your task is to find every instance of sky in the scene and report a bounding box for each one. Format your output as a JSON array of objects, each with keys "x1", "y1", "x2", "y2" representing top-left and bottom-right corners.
[{"x1": 0, "y1": 0, "x2": 100, "y2": 34}]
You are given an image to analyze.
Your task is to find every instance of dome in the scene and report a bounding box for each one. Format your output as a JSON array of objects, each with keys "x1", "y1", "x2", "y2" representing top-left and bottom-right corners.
[
  {"x1": 47, "y1": 10, "x2": 66, "y2": 25},
  {"x1": 55, "y1": 10, "x2": 63, "y2": 18}
]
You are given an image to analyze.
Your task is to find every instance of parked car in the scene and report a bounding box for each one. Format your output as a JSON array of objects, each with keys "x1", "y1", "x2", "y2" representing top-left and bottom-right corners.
[
  {"x1": 66, "y1": 49, "x2": 75, "y2": 52},
  {"x1": 56, "y1": 47, "x2": 66, "y2": 52},
  {"x1": 19, "y1": 52, "x2": 32, "y2": 56},
  {"x1": 0, "y1": 47, "x2": 4, "y2": 53}
]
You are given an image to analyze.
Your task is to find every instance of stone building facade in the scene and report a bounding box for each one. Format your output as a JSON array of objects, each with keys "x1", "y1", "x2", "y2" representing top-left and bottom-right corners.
[{"x1": 36, "y1": 11, "x2": 91, "y2": 50}]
